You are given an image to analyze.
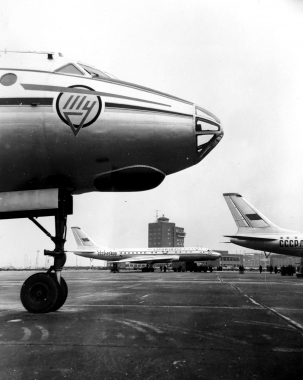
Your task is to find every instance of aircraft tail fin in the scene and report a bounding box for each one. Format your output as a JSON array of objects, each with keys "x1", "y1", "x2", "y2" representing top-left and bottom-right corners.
[
  {"x1": 223, "y1": 193, "x2": 277, "y2": 232},
  {"x1": 71, "y1": 227, "x2": 100, "y2": 248}
]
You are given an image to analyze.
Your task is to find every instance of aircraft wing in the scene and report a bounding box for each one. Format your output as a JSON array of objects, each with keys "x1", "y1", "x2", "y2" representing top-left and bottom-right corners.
[
  {"x1": 65, "y1": 249, "x2": 96, "y2": 255},
  {"x1": 224, "y1": 235, "x2": 278, "y2": 241},
  {"x1": 68, "y1": 250, "x2": 98, "y2": 254},
  {"x1": 109, "y1": 255, "x2": 179, "y2": 264}
]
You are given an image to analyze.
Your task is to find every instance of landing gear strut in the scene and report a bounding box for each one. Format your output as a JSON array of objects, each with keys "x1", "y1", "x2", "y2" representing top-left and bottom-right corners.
[
  {"x1": 296, "y1": 257, "x2": 303, "y2": 278},
  {"x1": 263, "y1": 251, "x2": 271, "y2": 259},
  {"x1": 111, "y1": 263, "x2": 119, "y2": 273},
  {"x1": 20, "y1": 190, "x2": 72, "y2": 313},
  {"x1": 142, "y1": 263, "x2": 154, "y2": 272}
]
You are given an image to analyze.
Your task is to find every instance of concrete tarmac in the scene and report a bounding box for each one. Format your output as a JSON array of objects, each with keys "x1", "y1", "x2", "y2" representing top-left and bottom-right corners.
[{"x1": 0, "y1": 270, "x2": 302, "y2": 380}]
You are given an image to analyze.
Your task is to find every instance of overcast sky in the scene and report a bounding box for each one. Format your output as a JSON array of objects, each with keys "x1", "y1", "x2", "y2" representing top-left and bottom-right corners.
[{"x1": 1, "y1": 0, "x2": 303, "y2": 268}]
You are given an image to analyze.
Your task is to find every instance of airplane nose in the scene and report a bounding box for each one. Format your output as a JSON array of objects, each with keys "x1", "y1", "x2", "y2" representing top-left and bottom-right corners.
[{"x1": 195, "y1": 106, "x2": 223, "y2": 163}]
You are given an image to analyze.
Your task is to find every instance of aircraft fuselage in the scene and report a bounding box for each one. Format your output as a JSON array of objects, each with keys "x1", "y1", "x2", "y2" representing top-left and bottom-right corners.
[
  {"x1": 75, "y1": 247, "x2": 220, "y2": 263},
  {"x1": 0, "y1": 52, "x2": 223, "y2": 194},
  {"x1": 230, "y1": 235, "x2": 303, "y2": 257}
]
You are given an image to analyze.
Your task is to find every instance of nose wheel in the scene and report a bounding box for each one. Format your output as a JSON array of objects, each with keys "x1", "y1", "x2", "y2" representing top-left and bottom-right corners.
[
  {"x1": 49, "y1": 273, "x2": 68, "y2": 312},
  {"x1": 20, "y1": 272, "x2": 68, "y2": 313},
  {"x1": 20, "y1": 189, "x2": 72, "y2": 313},
  {"x1": 20, "y1": 273, "x2": 58, "y2": 313}
]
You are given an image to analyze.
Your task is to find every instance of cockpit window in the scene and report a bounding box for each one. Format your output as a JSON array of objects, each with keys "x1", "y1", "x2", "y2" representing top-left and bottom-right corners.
[
  {"x1": 55, "y1": 64, "x2": 84, "y2": 76},
  {"x1": 196, "y1": 118, "x2": 219, "y2": 132},
  {"x1": 103, "y1": 71, "x2": 118, "y2": 79},
  {"x1": 78, "y1": 63, "x2": 110, "y2": 78},
  {"x1": 195, "y1": 115, "x2": 223, "y2": 161}
]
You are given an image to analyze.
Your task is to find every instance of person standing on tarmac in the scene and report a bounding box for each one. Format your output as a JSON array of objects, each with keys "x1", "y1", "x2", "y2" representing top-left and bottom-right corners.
[
  {"x1": 259, "y1": 265, "x2": 262, "y2": 274},
  {"x1": 274, "y1": 266, "x2": 278, "y2": 274}
]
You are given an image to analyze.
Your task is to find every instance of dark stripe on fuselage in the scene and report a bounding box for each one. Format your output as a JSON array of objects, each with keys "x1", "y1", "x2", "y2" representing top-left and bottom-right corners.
[
  {"x1": 0, "y1": 97, "x2": 192, "y2": 118},
  {"x1": 0, "y1": 97, "x2": 53, "y2": 106},
  {"x1": 21, "y1": 84, "x2": 170, "y2": 108},
  {"x1": 0, "y1": 68, "x2": 193, "y2": 105},
  {"x1": 105, "y1": 103, "x2": 193, "y2": 118}
]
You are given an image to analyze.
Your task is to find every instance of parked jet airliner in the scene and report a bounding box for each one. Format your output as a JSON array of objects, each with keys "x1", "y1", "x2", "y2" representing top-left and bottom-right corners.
[
  {"x1": 223, "y1": 193, "x2": 303, "y2": 258},
  {"x1": 0, "y1": 51, "x2": 223, "y2": 312},
  {"x1": 71, "y1": 227, "x2": 221, "y2": 271}
]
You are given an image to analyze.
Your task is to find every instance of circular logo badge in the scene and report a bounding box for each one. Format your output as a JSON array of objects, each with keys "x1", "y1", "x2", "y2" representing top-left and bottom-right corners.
[{"x1": 56, "y1": 85, "x2": 102, "y2": 136}]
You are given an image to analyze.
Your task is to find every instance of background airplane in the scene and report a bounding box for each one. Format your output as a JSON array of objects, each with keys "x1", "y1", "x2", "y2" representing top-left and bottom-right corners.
[
  {"x1": 223, "y1": 193, "x2": 303, "y2": 271},
  {"x1": 71, "y1": 227, "x2": 221, "y2": 272},
  {"x1": 0, "y1": 51, "x2": 223, "y2": 313}
]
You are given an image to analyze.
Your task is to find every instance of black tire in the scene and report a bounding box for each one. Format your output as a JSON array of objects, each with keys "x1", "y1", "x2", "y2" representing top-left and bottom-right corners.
[
  {"x1": 20, "y1": 273, "x2": 59, "y2": 313},
  {"x1": 49, "y1": 274, "x2": 68, "y2": 312}
]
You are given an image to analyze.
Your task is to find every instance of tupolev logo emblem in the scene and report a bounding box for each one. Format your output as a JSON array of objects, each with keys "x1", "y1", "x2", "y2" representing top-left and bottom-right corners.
[{"x1": 56, "y1": 85, "x2": 102, "y2": 136}]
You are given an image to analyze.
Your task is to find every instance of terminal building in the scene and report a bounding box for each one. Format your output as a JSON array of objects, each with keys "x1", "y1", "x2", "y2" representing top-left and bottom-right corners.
[
  {"x1": 220, "y1": 252, "x2": 300, "y2": 269},
  {"x1": 216, "y1": 251, "x2": 243, "y2": 267},
  {"x1": 148, "y1": 215, "x2": 186, "y2": 247}
]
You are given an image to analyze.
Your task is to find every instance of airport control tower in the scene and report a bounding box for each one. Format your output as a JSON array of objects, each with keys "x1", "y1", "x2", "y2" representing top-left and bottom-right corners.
[{"x1": 148, "y1": 215, "x2": 186, "y2": 247}]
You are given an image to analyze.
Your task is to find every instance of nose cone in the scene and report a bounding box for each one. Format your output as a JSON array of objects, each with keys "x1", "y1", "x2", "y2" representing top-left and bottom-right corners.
[
  {"x1": 212, "y1": 251, "x2": 222, "y2": 259},
  {"x1": 195, "y1": 106, "x2": 223, "y2": 163}
]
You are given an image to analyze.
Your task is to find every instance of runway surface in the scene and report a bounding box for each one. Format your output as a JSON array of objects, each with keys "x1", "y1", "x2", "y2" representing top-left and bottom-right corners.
[{"x1": 0, "y1": 270, "x2": 302, "y2": 380}]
